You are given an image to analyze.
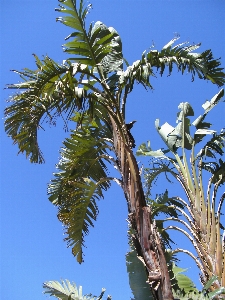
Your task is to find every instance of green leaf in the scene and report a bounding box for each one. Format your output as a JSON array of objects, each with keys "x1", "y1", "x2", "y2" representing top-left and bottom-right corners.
[
  {"x1": 43, "y1": 279, "x2": 105, "y2": 300},
  {"x1": 196, "y1": 131, "x2": 225, "y2": 159},
  {"x1": 202, "y1": 276, "x2": 225, "y2": 299},
  {"x1": 156, "y1": 220, "x2": 175, "y2": 248},
  {"x1": 193, "y1": 89, "x2": 224, "y2": 130},
  {"x1": 56, "y1": 1, "x2": 123, "y2": 74},
  {"x1": 119, "y1": 39, "x2": 225, "y2": 96},
  {"x1": 126, "y1": 245, "x2": 154, "y2": 299},
  {"x1": 171, "y1": 263, "x2": 197, "y2": 294},
  {"x1": 151, "y1": 191, "x2": 185, "y2": 219},
  {"x1": 4, "y1": 56, "x2": 86, "y2": 163},
  {"x1": 136, "y1": 142, "x2": 170, "y2": 158},
  {"x1": 155, "y1": 102, "x2": 194, "y2": 152},
  {"x1": 48, "y1": 110, "x2": 114, "y2": 262},
  {"x1": 203, "y1": 275, "x2": 218, "y2": 292},
  {"x1": 207, "y1": 287, "x2": 225, "y2": 299}
]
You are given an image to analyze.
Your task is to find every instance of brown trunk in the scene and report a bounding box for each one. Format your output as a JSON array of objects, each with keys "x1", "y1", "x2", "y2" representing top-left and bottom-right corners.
[{"x1": 110, "y1": 116, "x2": 174, "y2": 300}]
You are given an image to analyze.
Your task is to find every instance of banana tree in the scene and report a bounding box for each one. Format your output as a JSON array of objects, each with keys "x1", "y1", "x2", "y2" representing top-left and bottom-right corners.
[
  {"x1": 137, "y1": 89, "x2": 225, "y2": 297},
  {"x1": 4, "y1": 0, "x2": 225, "y2": 299}
]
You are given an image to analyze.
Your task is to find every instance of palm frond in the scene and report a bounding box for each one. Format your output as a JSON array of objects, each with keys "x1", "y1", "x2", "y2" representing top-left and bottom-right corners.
[
  {"x1": 48, "y1": 111, "x2": 116, "y2": 263},
  {"x1": 56, "y1": 0, "x2": 123, "y2": 73},
  {"x1": 4, "y1": 56, "x2": 89, "y2": 163},
  {"x1": 4, "y1": 0, "x2": 124, "y2": 163},
  {"x1": 155, "y1": 38, "x2": 225, "y2": 86},
  {"x1": 118, "y1": 52, "x2": 154, "y2": 92},
  {"x1": 43, "y1": 279, "x2": 107, "y2": 300},
  {"x1": 118, "y1": 38, "x2": 225, "y2": 95},
  {"x1": 173, "y1": 275, "x2": 225, "y2": 300}
]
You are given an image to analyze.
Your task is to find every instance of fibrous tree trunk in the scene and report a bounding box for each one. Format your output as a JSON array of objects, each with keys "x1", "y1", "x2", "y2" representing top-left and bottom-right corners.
[{"x1": 109, "y1": 114, "x2": 174, "y2": 300}]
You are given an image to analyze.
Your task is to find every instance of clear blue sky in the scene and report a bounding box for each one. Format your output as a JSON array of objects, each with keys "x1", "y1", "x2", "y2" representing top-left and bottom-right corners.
[{"x1": 1, "y1": 1, "x2": 225, "y2": 299}]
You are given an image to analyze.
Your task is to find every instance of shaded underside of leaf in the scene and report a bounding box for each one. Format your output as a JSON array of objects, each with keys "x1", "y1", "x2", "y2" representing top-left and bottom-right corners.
[{"x1": 126, "y1": 245, "x2": 154, "y2": 299}]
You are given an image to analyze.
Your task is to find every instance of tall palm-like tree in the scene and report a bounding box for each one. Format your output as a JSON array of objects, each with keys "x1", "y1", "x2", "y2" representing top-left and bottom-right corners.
[{"x1": 4, "y1": 0, "x2": 225, "y2": 299}]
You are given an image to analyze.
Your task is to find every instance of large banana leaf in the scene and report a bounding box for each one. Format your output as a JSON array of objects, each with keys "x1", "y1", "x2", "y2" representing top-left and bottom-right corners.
[
  {"x1": 126, "y1": 244, "x2": 154, "y2": 300},
  {"x1": 126, "y1": 230, "x2": 198, "y2": 299}
]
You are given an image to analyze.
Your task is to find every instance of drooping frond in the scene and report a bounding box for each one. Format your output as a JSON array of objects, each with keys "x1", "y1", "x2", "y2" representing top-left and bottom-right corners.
[
  {"x1": 118, "y1": 53, "x2": 154, "y2": 92},
  {"x1": 43, "y1": 279, "x2": 108, "y2": 300},
  {"x1": 100, "y1": 26, "x2": 123, "y2": 73},
  {"x1": 158, "y1": 37, "x2": 225, "y2": 86},
  {"x1": 118, "y1": 37, "x2": 225, "y2": 94},
  {"x1": 48, "y1": 111, "x2": 117, "y2": 263},
  {"x1": 4, "y1": 56, "x2": 91, "y2": 163}
]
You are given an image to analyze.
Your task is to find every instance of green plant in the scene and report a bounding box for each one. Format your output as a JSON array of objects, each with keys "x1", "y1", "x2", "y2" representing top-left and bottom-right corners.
[
  {"x1": 4, "y1": 0, "x2": 225, "y2": 299},
  {"x1": 137, "y1": 89, "x2": 225, "y2": 297}
]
